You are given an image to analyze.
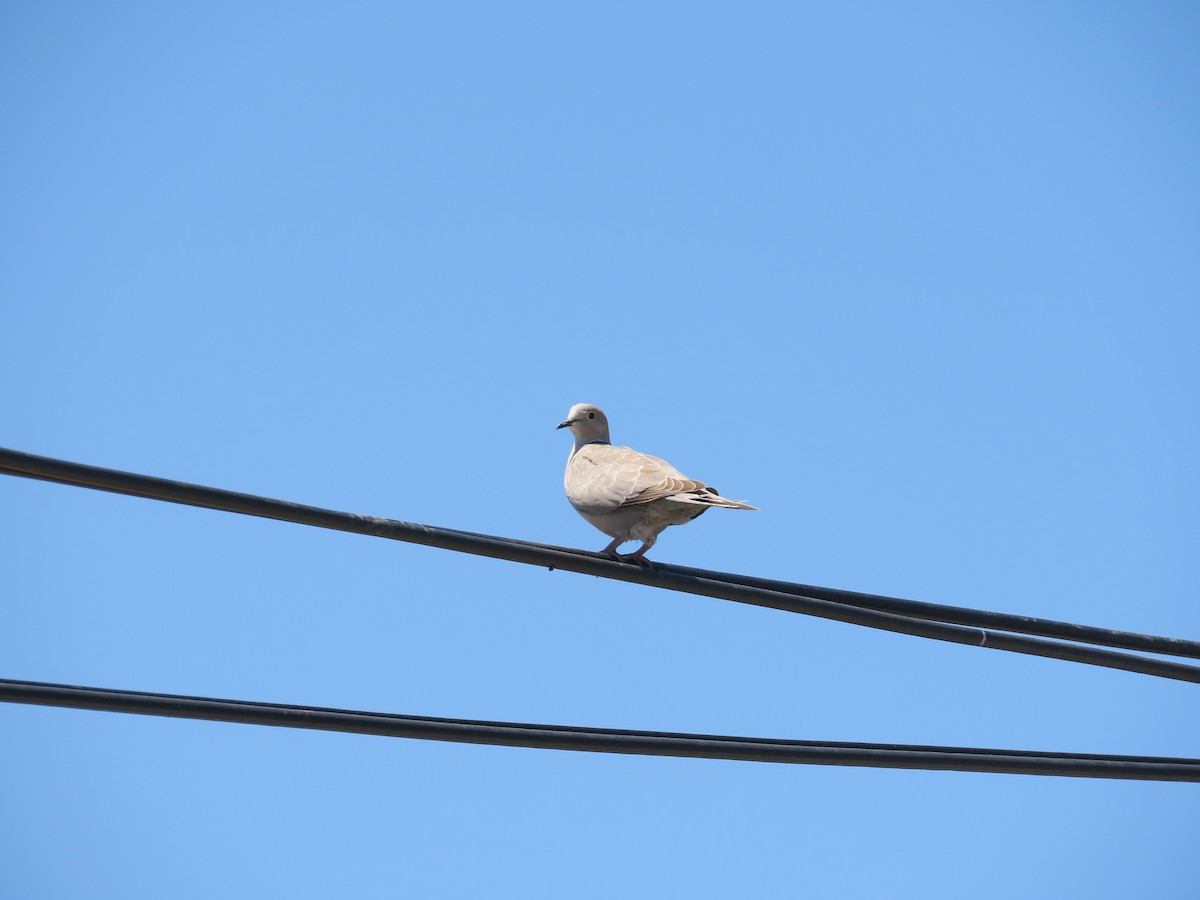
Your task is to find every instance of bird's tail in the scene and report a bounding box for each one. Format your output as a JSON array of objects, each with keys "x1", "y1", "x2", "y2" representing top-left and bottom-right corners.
[{"x1": 671, "y1": 487, "x2": 758, "y2": 510}]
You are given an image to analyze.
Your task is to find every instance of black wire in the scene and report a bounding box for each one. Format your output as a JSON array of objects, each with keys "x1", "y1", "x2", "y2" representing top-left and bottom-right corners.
[
  {"x1": 2, "y1": 679, "x2": 1195, "y2": 781},
  {"x1": 616, "y1": 558, "x2": 1200, "y2": 659},
  {"x1": 2, "y1": 447, "x2": 1198, "y2": 683}
]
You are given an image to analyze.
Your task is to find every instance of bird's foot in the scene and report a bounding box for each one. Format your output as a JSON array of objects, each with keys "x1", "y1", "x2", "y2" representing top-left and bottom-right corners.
[
  {"x1": 596, "y1": 539, "x2": 654, "y2": 567},
  {"x1": 620, "y1": 546, "x2": 655, "y2": 568}
]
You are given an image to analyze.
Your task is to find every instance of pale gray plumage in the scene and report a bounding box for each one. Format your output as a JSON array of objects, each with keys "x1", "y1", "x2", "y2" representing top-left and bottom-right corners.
[{"x1": 556, "y1": 403, "x2": 756, "y2": 562}]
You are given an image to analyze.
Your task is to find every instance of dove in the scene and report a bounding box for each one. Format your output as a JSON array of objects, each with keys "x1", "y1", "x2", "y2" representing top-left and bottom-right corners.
[{"x1": 556, "y1": 403, "x2": 756, "y2": 563}]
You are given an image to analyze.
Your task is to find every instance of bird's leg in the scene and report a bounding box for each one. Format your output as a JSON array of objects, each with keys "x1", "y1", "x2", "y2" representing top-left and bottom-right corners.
[
  {"x1": 623, "y1": 542, "x2": 655, "y2": 567},
  {"x1": 599, "y1": 535, "x2": 627, "y2": 558}
]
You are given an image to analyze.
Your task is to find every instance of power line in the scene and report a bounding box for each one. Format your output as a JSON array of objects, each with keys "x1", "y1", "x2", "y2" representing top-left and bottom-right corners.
[
  {"x1": 640, "y1": 557, "x2": 1200, "y2": 658},
  {"x1": 3, "y1": 678, "x2": 1196, "y2": 781},
  {"x1": 2, "y1": 447, "x2": 1198, "y2": 683}
]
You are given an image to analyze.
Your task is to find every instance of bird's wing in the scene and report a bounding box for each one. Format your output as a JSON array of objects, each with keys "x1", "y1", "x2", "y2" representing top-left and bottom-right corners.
[{"x1": 566, "y1": 444, "x2": 708, "y2": 512}]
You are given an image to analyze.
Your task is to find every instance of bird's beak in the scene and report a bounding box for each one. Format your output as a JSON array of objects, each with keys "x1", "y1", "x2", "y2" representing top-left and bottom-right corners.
[{"x1": 556, "y1": 418, "x2": 576, "y2": 430}]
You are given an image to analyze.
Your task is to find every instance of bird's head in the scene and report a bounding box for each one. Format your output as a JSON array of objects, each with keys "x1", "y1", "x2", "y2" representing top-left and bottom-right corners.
[{"x1": 556, "y1": 403, "x2": 611, "y2": 443}]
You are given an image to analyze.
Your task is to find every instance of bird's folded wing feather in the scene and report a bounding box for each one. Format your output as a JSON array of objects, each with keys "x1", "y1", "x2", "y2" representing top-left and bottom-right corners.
[{"x1": 566, "y1": 444, "x2": 708, "y2": 512}]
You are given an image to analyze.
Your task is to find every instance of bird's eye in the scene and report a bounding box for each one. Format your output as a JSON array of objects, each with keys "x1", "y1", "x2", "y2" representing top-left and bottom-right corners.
[{"x1": 588, "y1": 411, "x2": 596, "y2": 420}]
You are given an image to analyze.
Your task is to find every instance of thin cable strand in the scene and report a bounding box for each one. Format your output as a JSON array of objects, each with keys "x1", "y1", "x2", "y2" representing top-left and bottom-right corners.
[
  {"x1": 2, "y1": 679, "x2": 1196, "y2": 781},
  {"x1": 2, "y1": 447, "x2": 1197, "y2": 682}
]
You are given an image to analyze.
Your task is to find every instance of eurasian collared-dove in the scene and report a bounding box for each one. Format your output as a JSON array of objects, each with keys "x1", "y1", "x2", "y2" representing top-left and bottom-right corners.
[{"x1": 557, "y1": 403, "x2": 756, "y2": 562}]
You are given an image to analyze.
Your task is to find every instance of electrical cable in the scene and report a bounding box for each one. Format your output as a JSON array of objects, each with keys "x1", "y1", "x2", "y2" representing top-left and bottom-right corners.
[
  {"x1": 2, "y1": 447, "x2": 1198, "y2": 682},
  {"x1": 2, "y1": 678, "x2": 1196, "y2": 781}
]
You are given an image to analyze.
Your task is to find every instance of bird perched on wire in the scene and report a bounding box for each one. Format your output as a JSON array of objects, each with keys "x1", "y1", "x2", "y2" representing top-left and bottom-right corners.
[{"x1": 556, "y1": 403, "x2": 756, "y2": 564}]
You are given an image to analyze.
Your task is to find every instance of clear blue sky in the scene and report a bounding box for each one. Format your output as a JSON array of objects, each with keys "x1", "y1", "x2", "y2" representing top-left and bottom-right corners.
[{"x1": 3, "y1": 3, "x2": 1198, "y2": 897}]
